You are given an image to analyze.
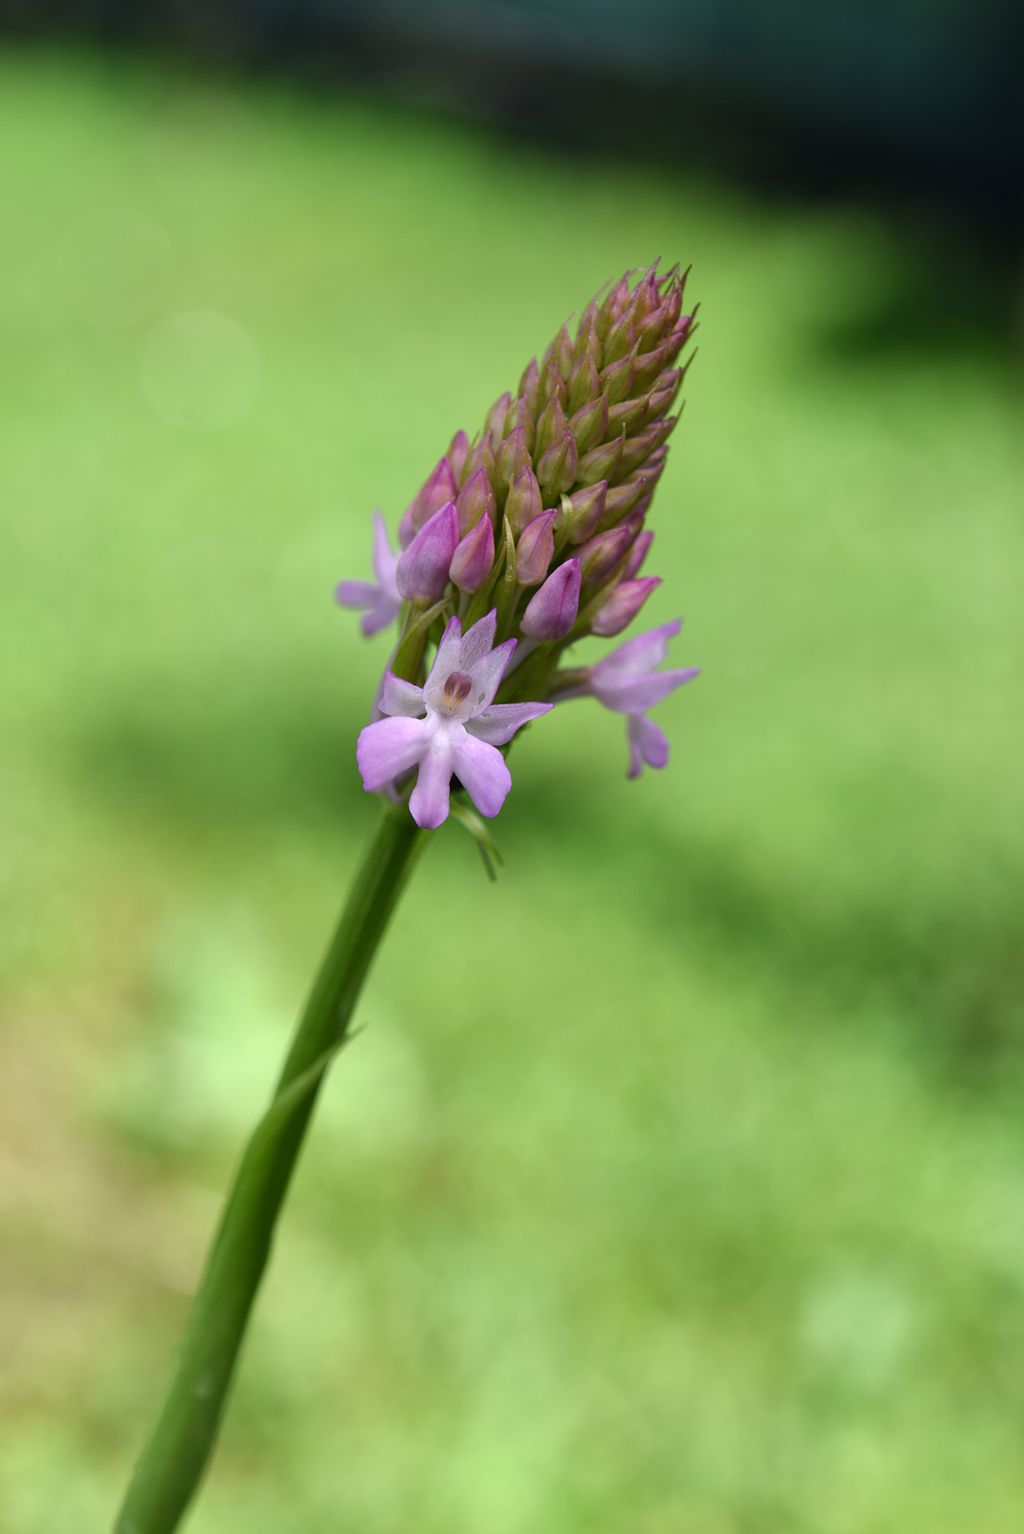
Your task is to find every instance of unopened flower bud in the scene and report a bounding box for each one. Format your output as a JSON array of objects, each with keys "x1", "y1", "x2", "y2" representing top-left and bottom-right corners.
[
  {"x1": 599, "y1": 353, "x2": 635, "y2": 405},
  {"x1": 536, "y1": 430, "x2": 578, "y2": 498},
  {"x1": 448, "y1": 429, "x2": 470, "y2": 483},
  {"x1": 537, "y1": 356, "x2": 565, "y2": 412},
  {"x1": 604, "y1": 311, "x2": 636, "y2": 365},
  {"x1": 518, "y1": 356, "x2": 540, "y2": 413},
  {"x1": 455, "y1": 466, "x2": 496, "y2": 535},
  {"x1": 505, "y1": 466, "x2": 542, "y2": 535},
  {"x1": 521, "y1": 558, "x2": 581, "y2": 640},
  {"x1": 495, "y1": 425, "x2": 530, "y2": 495},
  {"x1": 408, "y1": 456, "x2": 459, "y2": 535},
  {"x1": 590, "y1": 576, "x2": 661, "y2": 637},
  {"x1": 622, "y1": 530, "x2": 653, "y2": 579},
  {"x1": 569, "y1": 394, "x2": 608, "y2": 456},
  {"x1": 577, "y1": 522, "x2": 634, "y2": 587},
  {"x1": 603, "y1": 473, "x2": 655, "y2": 521},
  {"x1": 572, "y1": 303, "x2": 601, "y2": 367},
  {"x1": 619, "y1": 415, "x2": 678, "y2": 475},
  {"x1": 536, "y1": 393, "x2": 568, "y2": 457},
  {"x1": 396, "y1": 500, "x2": 459, "y2": 601},
  {"x1": 515, "y1": 510, "x2": 556, "y2": 586},
  {"x1": 553, "y1": 323, "x2": 574, "y2": 382},
  {"x1": 567, "y1": 351, "x2": 599, "y2": 414},
  {"x1": 577, "y1": 430, "x2": 624, "y2": 488},
  {"x1": 557, "y1": 481, "x2": 607, "y2": 544},
  {"x1": 607, "y1": 395, "x2": 650, "y2": 435},
  {"x1": 486, "y1": 391, "x2": 512, "y2": 444},
  {"x1": 450, "y1": 511, "x2": 495, "y2": 593},
  {"x1": 510, "y1": 395, "x2": 535, "y2": 451}
]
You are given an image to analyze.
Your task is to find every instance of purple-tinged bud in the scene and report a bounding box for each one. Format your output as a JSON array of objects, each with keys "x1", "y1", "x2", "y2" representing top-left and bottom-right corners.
[
  {"x1": 518, "y1": 357, "x2": 540, "y2": 413},
  {"x1": 455, "y1": 466, "x2": 496, "y2": 535},
  {"x1": 577, "y1": 522, "x2": 634, "y2": 587},
  {"x1": 554, "y1": 323, "x2": 574, "y2": 382},
  {"x1": 536, "y1": 429, "x2": 578, "y2": 498},
  {"x1": 495, "y1": 425, "x2": 530, "y2": 496},
  {"x1": 633, "y1": 266, "x2": 661, "y2": 325},
  {"x1": 396, "y1": 500, "x2": 459, "y2": 601},
  {"x1": 647, "y1": 369, "x2": 684, "y2": 418},
  {"x1": 515, "y1": 510, "x2": 556, "y2": 586},
  {"x1": 572, "y1": 301, "x2": 601, "y2": 365},
  {"x1": 521, "y1": 557, "x2": 581, "y2": 641},
  {"x1": 510, "y1": 395, "x2": 535, "y2": 451},
  {"x1": 536, "y1": 393, "x2": 568, "y2": 457},
  {"x1": 604, "y1": 311, "x2": 636, "y2": 365},
  {"x1": 448, "y1": 429, "x2": 470, "y2": 484},
  {"x1": 577, "y1": 430, "x2": 624, "y2": 488},
  {"x1": 450, "y1": 511, "x2": 495, "y2": 593},
  {"x1": 607, "y1": 395, "x2": 650, "y2": 435},
  {"x1": 408, "y1": 456, "x2": 459, "y2": 534},
  {"x1": 567, "y1": 351, "x2": 599, "y2": 414},
  {"x1": 633, "y1": 339, "x2": 683, "y2": 393},
  {"x1": 639, "y1": 299, "x2": 674, "y2": 351},
  {"x1": 505, "y1": 466, "x2": 542, "y2": 535},
  {"x1": 464, "y1": 435, "x2": 496, "y2": 492},
  {"x1": 622, "y1": 530, "x2": 653, "y2": 580},
  {"x1": 590, "y1": 576, "x2": 661, "y2": 637},
  {"x1": 569, "y1": 394, "x2": 608, "y2": 455},
  {"x1": 537, "y1": 356, "x2": 566, "y2": 412},
  {"x1": 620, "y1": 415, "x2": 678, "y2": 475},
  {"x1": 600, "y1": 476, "x2": 650, "y2": 524},
  {"x1": 486, "y1": 391, "x2": 512, "y2": 445},
  {"x1": 597, "y1": 272, "x2": 631, "y2": 339},
  {"x1": 600, "y1": 353, "x2": 635, "y2": 405},
  {"x1": 557, "y1": 481, "x2": 607, "y2": 544}
]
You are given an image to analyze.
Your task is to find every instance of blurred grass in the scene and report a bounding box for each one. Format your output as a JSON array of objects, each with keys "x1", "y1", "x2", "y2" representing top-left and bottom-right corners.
[{"x1": 1, "y1": 44, "x2": 1022, "y2": 1534}]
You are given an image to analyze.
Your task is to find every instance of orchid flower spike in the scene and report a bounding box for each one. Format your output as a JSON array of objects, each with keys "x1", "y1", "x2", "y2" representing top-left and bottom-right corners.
[
  {"x1": 336, "y1": 510, "x2": 401, "y2": 637},
  {"x1": 357, "y1": 612, "x2": 552, "y2": 829},
  {"x1": 585, "y1": 619, "x2": 700, "y2": 778},
  {"x1": 344, "y1": 263, "x2": 701, "y2": 825}
]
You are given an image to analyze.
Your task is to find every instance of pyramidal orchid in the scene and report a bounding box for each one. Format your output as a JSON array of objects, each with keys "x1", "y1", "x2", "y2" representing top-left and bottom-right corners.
[{"x1": 117, "y1": 263, "x2": 703, "y2": 1534}]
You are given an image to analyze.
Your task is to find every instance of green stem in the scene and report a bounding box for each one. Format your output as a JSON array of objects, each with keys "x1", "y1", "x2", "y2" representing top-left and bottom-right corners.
[{"x1": 115, "y1": 802, "x2": 425, "y2": 1534}]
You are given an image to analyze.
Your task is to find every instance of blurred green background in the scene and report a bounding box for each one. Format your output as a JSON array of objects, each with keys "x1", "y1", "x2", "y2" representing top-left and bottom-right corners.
[{"x1": 1, "y1": 38, "x2": 1023, "y2": 1534}]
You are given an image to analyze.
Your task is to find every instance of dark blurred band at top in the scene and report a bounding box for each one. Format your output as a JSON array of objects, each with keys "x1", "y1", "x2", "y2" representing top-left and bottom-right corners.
[{"x1": 1, "y1": 0, "x2": 1019, "y2": 232}]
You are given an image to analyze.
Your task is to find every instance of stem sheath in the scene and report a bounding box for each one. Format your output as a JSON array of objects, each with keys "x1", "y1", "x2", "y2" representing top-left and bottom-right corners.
[{"x1": 115, "y1": 802, "x2": 424, "y2": 1534}]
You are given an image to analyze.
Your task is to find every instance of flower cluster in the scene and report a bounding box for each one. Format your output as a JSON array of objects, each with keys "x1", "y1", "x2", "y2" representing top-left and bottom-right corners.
[{"x1": 337, "y1": 263, "x2": 700, "y2": 828}]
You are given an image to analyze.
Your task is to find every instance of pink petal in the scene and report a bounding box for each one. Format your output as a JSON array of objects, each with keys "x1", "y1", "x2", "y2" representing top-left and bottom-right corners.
[
  {"x1": 360, "y1": 598, "x2": 399, "y2": 638},
  {"x1": 425, "y1": 615, "x2": 465, "y2": 691},
  {"x1": 627, "y1": 714, "x2": 670, "y2": 778},
  {"x1": 452, "y1": 733, "x2": 512, "y2": 819},
  {"x1": 591, "y1": 619, "x2": 683, "y2": 683},
  {"x1": 378, "y1": 673, "x2": 425, "y2": 718},
  {"x1": 371, "y1": 510, "x2": 396, "y2": 586},
  {"x1": 467, "y1": 701, "x2": 553, "y2": 747},
  {"x1": 335, "y1": 580, "x2": 378, "y2": 609},
  {"x1": 356, "y1": 716, "x2": 428, "y2": 791},
  {"x1": 591, "y1": 666, "x2": 700, "y2": 715},
  {"x1": 458, "y1": 609, "x2": 499, "y2": 668},
  {"x1": 409, "y1": 733, "x2": 456, "y2": 828},
  {"x1": 467, "y1": 637, "x2": 517, "y2": 711}
]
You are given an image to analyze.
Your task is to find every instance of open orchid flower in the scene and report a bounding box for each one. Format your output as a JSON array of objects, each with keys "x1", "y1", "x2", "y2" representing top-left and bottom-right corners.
[
  {"x1": 335, "y1": 510, "x2": 401, "y2": 636},
  {"x1": 586, "y1": 620, "x2": 700, "y2": 778},
  {"x1": 357, "y1": 611, "x2": 552, "y2": 829}
]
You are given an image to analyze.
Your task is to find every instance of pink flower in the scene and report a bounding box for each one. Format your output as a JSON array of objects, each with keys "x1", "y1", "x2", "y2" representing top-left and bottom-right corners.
[
  {"x1": 335, "y1": 511, "x2": 401, "y2": 638},
  {"x1": 587, "y1": 619, "x2": 700, "y2": 779},
  {"x1": 357, "y1": 612, "x2": 552, "y2": 828}
]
